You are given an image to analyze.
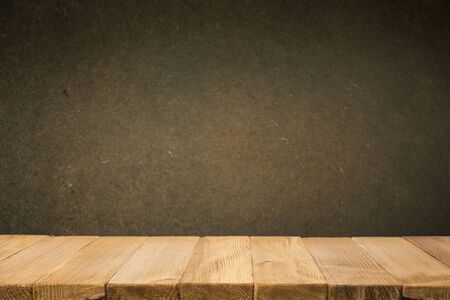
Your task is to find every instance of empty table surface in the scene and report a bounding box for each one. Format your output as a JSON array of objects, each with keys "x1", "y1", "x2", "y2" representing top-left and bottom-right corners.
[{"x1": 0, "y1": 235, "x2": 448, "y2": 300}]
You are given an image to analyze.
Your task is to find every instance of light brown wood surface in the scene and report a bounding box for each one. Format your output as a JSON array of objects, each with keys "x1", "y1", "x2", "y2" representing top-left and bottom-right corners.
[
  {"x1": 405, "y1": 236, "x2": 450, "y2": 267},
  {"x1": 0, "y1": 236, "x2": 96, "y2": 300},
  {"x1": 107, "y1": 236, "x2": 199, "y2": 300},
  {"x1": 1, "y1": 235, "x2": 449, "y2": 300},
  {"x1": 180, "y1": 236, "x2": 254, "y2": 300},
  {"x1": 354, "y1": 237, "x2": 450, "y2": 300},
  {"x1": 251, "y1": 236, "x2": 327, "y2": 300},
  {"x1": 0, "y1": 235, "x2": 46, "y2": 261},
  {"x1": 303, "y1": 237, "x2": 401, "y2": 300},
  {"x1": 34, "y1": 237, "x2": 146, "y2": 300}
]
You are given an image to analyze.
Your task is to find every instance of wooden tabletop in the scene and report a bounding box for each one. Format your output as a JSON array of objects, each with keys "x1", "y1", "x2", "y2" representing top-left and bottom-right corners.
[{"x1": 0, "y1": 236, "x2": 448, "y2": 300}]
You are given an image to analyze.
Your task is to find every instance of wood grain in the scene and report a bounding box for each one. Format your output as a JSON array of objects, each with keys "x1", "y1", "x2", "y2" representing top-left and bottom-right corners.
[
  {"x1": 354, "y1": 237, "x2": 450, "y2": 300},
  {"x1": 180, "y1": 236, "x2": 253, "y2": 300},
  {"x1": 303, "y1": 238, "x2": 401, "y2": 300},
  {"x1": 251, "y1": 236, "x2": 327, "y2": 300},
  {"x1": 405, "y1": 236, "x2": 450, "y2": 267},
  {"x1": 0, "y1": 235, "x2": 46, "y2": 261},
  {"x1": 0, "y1": 236, "x2": 96, "y2": 300},
  {"x1": 34, "y1": 236, "x2": 146, "y2": 300},
  {"x1": 0, "y1": 235, "x2": 448, "y2": 300},
  {"x1": 107, "y1": 236, "x2": 199, "y2": 300}
]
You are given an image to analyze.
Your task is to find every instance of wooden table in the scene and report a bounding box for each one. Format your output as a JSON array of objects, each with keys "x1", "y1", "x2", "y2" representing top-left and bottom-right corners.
[{"x1": 0, "y1": 235, "x2": 449, "y2": 300}]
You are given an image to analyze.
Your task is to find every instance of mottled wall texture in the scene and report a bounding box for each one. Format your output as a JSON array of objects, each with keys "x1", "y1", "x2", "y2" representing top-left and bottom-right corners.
[{"x1": 1, "y1": 0, "x2": 449, "y2": 236}]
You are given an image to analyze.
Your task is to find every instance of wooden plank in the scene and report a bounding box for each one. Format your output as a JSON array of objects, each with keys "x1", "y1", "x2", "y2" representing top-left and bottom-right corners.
[
  {"x1": 107, "y1": 236, "x2": 199, "y2": 300},
  {"x1": 303, "y1": 238, "x2": 401, "y2": 300},
  {"x1": 405, "y1": 236, "x2": 450, "y2": 267},
  {"x1": 0, "y1": 235, "x2": 46, "y2": 261},
  {"x1": 251, "y1": 236, "x2": 327, "y2": 300},
  {"x1": 0, "y1": 236, "x2": 96, "y2": 300},
  {"x1": 34, "y1": 236, "x2": 146, "y2": 300},
  {"x1": 179, "y1": 236, "x2": 253, "y2": 300},
  {"x1": 354, "y1": 237, "x2": 450, "y2": 300}
]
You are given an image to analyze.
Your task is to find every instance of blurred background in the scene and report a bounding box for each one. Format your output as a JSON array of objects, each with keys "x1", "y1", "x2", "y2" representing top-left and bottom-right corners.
[{"x1": 1, "y1": 0, "x2": 449, "y2": 236}]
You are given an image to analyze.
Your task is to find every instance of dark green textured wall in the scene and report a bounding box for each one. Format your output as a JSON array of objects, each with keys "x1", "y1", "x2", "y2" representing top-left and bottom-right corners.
[{"x1": 1, "y1": 0, "x2": 449, "y2": 236}]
